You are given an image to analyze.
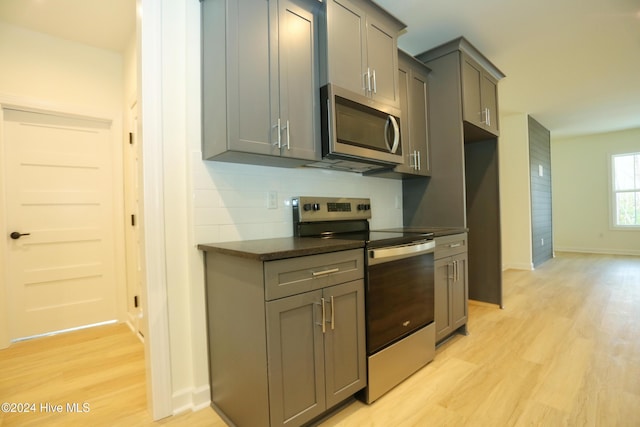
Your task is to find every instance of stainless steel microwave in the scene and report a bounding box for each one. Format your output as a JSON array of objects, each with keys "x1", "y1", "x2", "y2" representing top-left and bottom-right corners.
[{"x1": 319, "y1": 84, "x2": 403, "y2": 168}]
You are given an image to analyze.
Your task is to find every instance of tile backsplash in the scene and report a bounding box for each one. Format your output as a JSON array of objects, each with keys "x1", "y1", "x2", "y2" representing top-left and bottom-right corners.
[{"x1": 191, "y1": 151, "x2": 403, "y2": 244}]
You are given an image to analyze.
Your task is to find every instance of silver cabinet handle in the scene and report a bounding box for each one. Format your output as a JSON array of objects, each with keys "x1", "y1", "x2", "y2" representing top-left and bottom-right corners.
[
  {"x1": 364, "y1": 68, "x2": 372, "y2": 93},
  {"x1": 417, "y1": 151, "x2": 421, "y2": 171},
  {"x1": 450, "y1": 243, "x2": 462, "y2": 248},
  {"x1": 454, "y1": 260, "x2": 458, "y2": 282},
  {"x1": 272, "y1": 118, "x2": 281, "y2": 148},
  {"x1": 372, "y1": 69, "x2": 377, "y2": 94},
  {"x1": 482, "y1": 107, "x2": 491, "y2": 126},
  {"x1": 283, "y1": 120, "x2": 290, "y2": 150},
  {"x1": 321, "y1": 297, "x2": 326, "y2": 334},
  {"x1": 312, "y1": 267, "x2": 339, "y2": 277},
  {"x1": 330, "y1": 296, "x2": 335, "y2": 330}
]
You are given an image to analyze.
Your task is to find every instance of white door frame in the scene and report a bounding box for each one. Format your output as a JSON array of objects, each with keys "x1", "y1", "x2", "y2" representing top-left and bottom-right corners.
[{"x1": 138, "y1": 0, "x2": 173, "y2": 420}]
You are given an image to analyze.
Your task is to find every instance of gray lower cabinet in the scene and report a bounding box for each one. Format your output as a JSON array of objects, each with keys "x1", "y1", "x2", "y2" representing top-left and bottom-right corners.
[
  {"x1": 434, "y1": 233, "x2": 468, "y2": 343},
  {"x1": 266, "y1": 279, "x2": 366, "y2": 426},
  {"x1": 201, "y1": 0, "x2": 321, "y2": 166},
  {"x1": 320, "y1": 0, "x2": 405, "y2": 107},
  {"x1": 204, "y1": 248, "x2": 366, "y2": 427}
]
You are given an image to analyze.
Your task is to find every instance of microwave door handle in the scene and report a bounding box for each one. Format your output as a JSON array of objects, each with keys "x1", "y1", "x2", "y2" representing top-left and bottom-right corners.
[{"x1": 386, "y1": 115, "x2": 400, "y2": 154}]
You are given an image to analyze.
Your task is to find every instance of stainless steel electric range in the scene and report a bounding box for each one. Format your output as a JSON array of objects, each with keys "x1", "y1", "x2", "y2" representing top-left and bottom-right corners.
[{"x1": 292, "y1": 196, "x2": 436, "y2": 403}]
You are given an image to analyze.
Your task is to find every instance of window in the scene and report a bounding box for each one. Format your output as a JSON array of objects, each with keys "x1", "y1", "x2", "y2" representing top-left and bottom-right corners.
[{"x1": 611, "y1": 152, "x2": 640, "y2": 227}]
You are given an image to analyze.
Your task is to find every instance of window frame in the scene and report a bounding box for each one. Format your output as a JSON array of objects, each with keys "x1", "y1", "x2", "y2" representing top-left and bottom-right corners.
[{"x1": 609, "y1": 151, "x2": 640, "y2": 230}]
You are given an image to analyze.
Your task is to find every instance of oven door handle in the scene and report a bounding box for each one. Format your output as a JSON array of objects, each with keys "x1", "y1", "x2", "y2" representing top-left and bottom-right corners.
[{"x1": 368, "y1": 240, "x2": 435, "y2": 265}]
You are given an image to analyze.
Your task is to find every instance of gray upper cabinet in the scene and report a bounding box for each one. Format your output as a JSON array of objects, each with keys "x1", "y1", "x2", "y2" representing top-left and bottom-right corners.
[
  {"x1": 201, "y1": 0, "x2": 320, "y2": 166},
  {"x1": 461, "y1": 53, "x2": 499, "y2": 136},
  {"x1": 320, "y1": 0, "x2": 405, "y2": 107},
  {"x1": 395, "y1": 50, "x2": 431, "y2": 176}
]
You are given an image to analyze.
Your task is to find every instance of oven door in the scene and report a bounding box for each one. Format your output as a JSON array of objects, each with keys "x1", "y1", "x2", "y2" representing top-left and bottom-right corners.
[{"x1": 366, "y1": 240, "x2": 435, "y2": 354}]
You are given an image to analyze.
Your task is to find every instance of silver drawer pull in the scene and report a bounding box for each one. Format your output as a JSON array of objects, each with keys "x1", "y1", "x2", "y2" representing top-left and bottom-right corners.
[
  {"x1": 312, "y1": 268, "x2": 339, "y2": 277},
  {"x1": 449, "y1": 243, "x2": 462, "y2": 248}
]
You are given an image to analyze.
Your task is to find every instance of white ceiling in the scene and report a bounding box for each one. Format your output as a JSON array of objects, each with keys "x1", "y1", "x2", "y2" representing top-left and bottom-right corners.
[
  {"x1": 376, "y1": 0, "x2": 640, "y2": 138},
  {"x1": 1, "y1": 0, "x2": 638, "y2": 138},
  {"x1": 0, "y1": 0, "x2": 135, "y2": 52}
]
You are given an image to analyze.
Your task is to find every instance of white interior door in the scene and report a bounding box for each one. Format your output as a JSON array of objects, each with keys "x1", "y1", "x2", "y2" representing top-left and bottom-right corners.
[{"x1": 4, "y1": 108, "x2": 118, "y2": 340}]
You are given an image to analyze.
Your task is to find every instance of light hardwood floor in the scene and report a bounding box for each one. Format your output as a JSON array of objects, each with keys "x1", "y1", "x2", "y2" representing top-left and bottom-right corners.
[{"x1": 1, "y1": 252, "x2": 638, "y2": 426}]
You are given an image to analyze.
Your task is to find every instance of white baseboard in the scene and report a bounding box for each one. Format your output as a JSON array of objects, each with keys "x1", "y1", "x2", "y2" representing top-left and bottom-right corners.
[
  {"x1": 554, "y1": 247, "x2": 640, "y2": 257},
  {"x1": 172, "y1": 384, "x2": 211, "y2": 416},
  {"x1": 502, "y1": 262, "x2": 534, "y2": 271}
]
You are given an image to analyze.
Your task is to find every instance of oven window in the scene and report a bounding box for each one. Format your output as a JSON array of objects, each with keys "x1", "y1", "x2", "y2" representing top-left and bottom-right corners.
[{"x1": 366, "y1": 253, "x2": 434, "y2": 354}]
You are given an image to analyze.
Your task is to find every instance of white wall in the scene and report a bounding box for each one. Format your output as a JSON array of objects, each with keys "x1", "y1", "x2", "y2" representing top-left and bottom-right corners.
[
  {"x1": 552, "y1": 127, "x2": 640, "y2": 255},
  {"x1": 0, "y1": 22, "x2": 123, "y2": 114},
  {"x1": 499, "y1": 113, "x2": 534, "y2": 270}
]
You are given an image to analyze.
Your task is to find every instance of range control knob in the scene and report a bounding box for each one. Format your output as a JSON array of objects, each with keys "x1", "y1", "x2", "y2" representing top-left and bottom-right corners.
[
  {"x1": 357, "y1": 204, "x2": 371, "y2": 211},
  {"x1": 303, "y1": 203, "x2": 313, "y2": 211},
  {"x1": 313, "y1": 203, "x2": 320, "y2": 211}
]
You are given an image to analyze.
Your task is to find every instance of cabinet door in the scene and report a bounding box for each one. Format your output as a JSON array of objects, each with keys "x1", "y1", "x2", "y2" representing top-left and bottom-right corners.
[
  {"x1": 227, "y1": 0, "x2": 277, "y2": 155},
  {"x1": 266, "y1": 291, "x2": 326, "y2": 427},
  {"x1": 434, "y1": 258, "x2": 452, "y2": 342},
  {"x1": 395, "y1": 61, "x2": 414, "y2": 174},
  {"x1": 461, "y1": 55, "x2": 483, "y2": 129},
  {"x1": 409, "y1": 64, "x2": 431, "y2": 176},
  {"x1": 326, "y1": 0, "x2": 367, "y2": 96},
  {"x1": 323, "y1": 280, "x2": 367, "y2": 408},
  {"x1": 481, "y1": 73, "x2": 499, "y2": 135},
  {"x1": 451, "y1": 253, "x2": 468, "y2": 330},
  {"x1": 277, "y1": 0, "x2": 320, "y2": 161},
  {"x1": 366, "y1": 16, "x2": 399, "y2": 106}
]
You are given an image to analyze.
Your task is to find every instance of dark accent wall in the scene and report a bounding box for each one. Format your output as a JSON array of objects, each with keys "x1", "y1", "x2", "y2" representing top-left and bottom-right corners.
[{"x1": 528, "y1": 116, "x2": 553, "y2": 268}]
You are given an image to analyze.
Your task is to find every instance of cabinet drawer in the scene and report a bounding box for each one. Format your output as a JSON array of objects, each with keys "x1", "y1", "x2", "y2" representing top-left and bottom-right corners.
[
  {"x1": 265, "y1": 249, "x2": 364, "y2": 300},
  {"x1": 434, "y1": 233, "x2": 467, "y2": 259}
]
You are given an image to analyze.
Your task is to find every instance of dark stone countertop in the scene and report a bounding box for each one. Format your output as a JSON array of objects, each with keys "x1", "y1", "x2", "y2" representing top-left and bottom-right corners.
[{"x1": 198, "y1": 237, "x2": 364, "y2": 261}]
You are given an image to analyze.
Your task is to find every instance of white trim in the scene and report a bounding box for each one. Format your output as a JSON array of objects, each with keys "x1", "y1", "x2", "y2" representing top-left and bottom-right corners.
[
  {"x1": 502, "y1": 262, "x2": 535, "y2": 271},
  {"x1": 171, "y1": 385, "x2": 212, "y2": 416},
  {"x1": 139, "y1": 0, "x2": 174, "y2": 420},
  {"x1": 11, "y1": 320, "x2": 118, "y2": 343},
  {"x1": 0, "y1": 106, "x2": 9, "y2": 349},
  {"x1": 554, "y1": 246, "x2": 640, "y2": 257},
  {"x1": 0, "y1": 93, "x2": 113, "y2": 124},
  {"x1": 609, "y1": 151, "x2": 640, "y2": 230}
]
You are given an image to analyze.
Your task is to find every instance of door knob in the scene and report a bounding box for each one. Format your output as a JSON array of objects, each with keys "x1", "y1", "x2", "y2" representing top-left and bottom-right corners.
[{"x1": 10, "y1": 232, "x2": 30, "y2": 240}]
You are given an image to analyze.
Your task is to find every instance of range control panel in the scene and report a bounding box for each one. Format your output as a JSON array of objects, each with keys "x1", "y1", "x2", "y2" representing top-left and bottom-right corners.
[{"x1": 292, "y1": 196, "x2": 372, "y2": 223}]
